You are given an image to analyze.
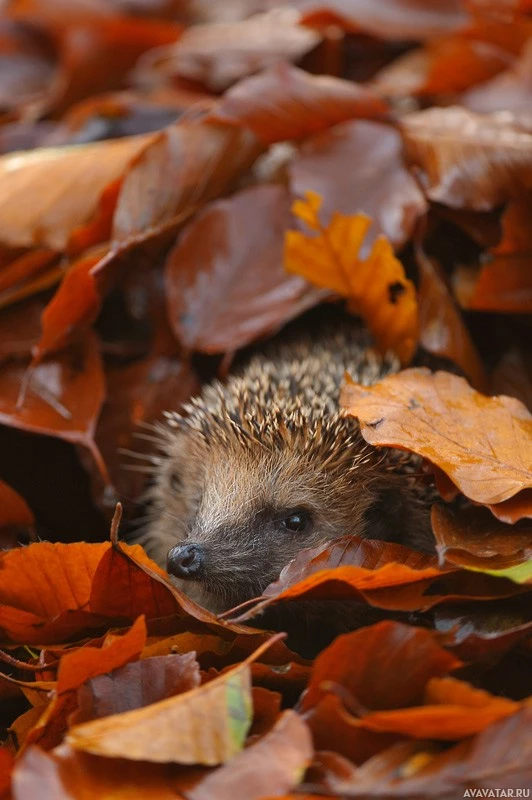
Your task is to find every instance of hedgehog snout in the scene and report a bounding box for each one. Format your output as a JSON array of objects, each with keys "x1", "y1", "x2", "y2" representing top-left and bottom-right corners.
[{"x1": 167, "y1": 542, "x2": 205, "y2": 580}]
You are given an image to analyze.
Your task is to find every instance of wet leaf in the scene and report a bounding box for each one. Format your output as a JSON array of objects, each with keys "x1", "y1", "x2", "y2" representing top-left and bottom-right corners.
[
  {"x1": 166, "y1": 184, "x2": 324, "y2": 353},
  {"x1": 214, "y1": 63, "x2": 390, "y2": 145},
  {"x1": 288, "y1": 120, "x2": 427, "y2": 254},
  {"x1": 67, "y1": 637, "x2": 279, "y2": 765},
  {"x1": 341, "y1": 368, "x2": 532, "y2": 507},
  {"x1": 285, "y1": 191, "x2": 419, "y2": 365}
]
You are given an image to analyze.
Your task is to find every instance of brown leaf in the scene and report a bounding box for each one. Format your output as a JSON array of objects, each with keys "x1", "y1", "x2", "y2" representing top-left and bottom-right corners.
[
  {"x1": 165, "y1": 184, "x2": 324, "y2": 353},
  {"x1": 313, "y1": 706, "x2": 532, "y2": 796},
  {"x1": 0, "y1": 135, "x2": 150, "y2": 250},
  {"x1": 401, "y1": 106, "x2": 532, "y2": 209},
  {"x1": 264, "y1": 535, "x2": 439, "y2": 596},
  {"x1": 12, "y1": 743, "x2": 189, "y2": 800},
  {"x1": 288, "y1": 120, "x2": 427, "y2": 254},
  {"x1": 0, "y1": 332, "x2": 106, "y2": 477},
  {"x1": 32, "y1": 245, "x2": 108, "y2": 361},
  {"x1": 432, "y1": 504, "x2": 532, "y2": 571},
  {"x1": 214, "y1": 63, "x2": 390, "y2": 145},
  {"x1": 187, "y1": 711, "x2": 312, "y2": 800},
  {"x1": 138, "y1": 8, "x2": 321, "y2": 92},
  {"x1": 94, "y1": 354, "x2": 200, "y2": 503},
  {"x1": 67, "y1": 636, "x2": 280, "y2": 765},
  {"x1": 22, "y1": 617, "x2": 148, "y2": 751},
  {"x1": 110, "y1": 117, "x2": 260, "y2": 249},
  {"x1": 73, "y1": 652, "x2": 201, "y2": 724},
  {"x1": 416, "y1": 246, "x2": 488, "y2": 391},
  {"x1": 0, "y1": 541, "x2": 111, "y2": 643},
  {"x1": 341, "y1": 368, "x2": 532, "y2": 507},
  {"x1": 299, "y1": 0, "x2": 469, "y2": 41},
  {"x1": 464, "y1": 38, "x2": 532, "y2": 114},
  {"x1": 301, "y1": 621, "x2": 459, "y2": 713},
  {"x1": 0, "y1": 539, "x2": 245, "y2": 644},
  {"x1": 456, "y1": 198, "x2": 532, "y2": 313}
]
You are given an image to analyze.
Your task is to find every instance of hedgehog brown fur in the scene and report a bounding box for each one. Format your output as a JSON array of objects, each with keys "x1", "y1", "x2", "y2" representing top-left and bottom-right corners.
[{"x1": 136, "y1": 328, "x2": 435, "y2": 614}]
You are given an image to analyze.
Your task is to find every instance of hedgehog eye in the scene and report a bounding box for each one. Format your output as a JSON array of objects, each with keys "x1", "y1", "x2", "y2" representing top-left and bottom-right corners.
[
  {"x1": 169, "y1": 471, "x2": 181, "y2": 492},
  {"x1": 279, "y1": 511, "x2": 311, "y2": 533}
]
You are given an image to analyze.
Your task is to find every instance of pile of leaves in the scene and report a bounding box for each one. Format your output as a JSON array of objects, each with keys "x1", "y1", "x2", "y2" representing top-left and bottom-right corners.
[{"x1": 0, "y1": 0, "x2": 531, "y2": 796}]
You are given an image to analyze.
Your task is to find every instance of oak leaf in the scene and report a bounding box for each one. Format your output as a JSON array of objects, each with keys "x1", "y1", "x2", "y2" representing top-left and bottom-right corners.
[
  {"x1": 341, "y1": 368, "x2": 532, "y2": 508},
  {"x1": 285, "y1": 191, "x2": 419, "y2": 365}
]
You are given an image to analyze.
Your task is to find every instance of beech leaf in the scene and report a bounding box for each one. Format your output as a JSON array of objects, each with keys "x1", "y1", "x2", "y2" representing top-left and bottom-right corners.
[
  {"x1": 341, "y1": 368, "x2": 532, "y2": 507},
  {"x1": 67, "y1": 636, "x2": 281, "y2": 765}
]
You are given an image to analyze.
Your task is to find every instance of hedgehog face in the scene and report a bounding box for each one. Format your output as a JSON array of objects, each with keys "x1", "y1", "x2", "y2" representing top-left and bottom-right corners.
[{"x1": 143, "y1": 419, "x2": 380, "y2": 614}]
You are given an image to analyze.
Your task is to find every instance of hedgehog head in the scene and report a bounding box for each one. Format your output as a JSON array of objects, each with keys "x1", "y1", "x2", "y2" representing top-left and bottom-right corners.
[{"x1": 140, "y1": 375, "x2": 404, "y2": 613}]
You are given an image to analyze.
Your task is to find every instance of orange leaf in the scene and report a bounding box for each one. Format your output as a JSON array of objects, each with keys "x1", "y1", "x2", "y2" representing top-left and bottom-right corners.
[
  {"x1": 341, "y1": 368, "x2": 532, "y2": 507},
  {"x1": 0, "y1": 479, "x2": 34, "y2": 529},
  {"x1": 214, "y1": 63, "x2": 389, "y2": 146},
  {"x1": 285, "y1": 191, "x2": 418, "y2": 365}
]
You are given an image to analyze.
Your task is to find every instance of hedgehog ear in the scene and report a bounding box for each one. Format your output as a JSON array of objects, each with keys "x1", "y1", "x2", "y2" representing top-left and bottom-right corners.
[{"x1": 364, "y1": 486, "x2": 434, "y2": 553}]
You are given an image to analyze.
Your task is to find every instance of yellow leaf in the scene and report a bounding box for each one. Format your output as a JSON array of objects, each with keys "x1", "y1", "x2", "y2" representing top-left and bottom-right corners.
[{"x1": 285, "y1": 191, "x2": 419, "y2": 365}]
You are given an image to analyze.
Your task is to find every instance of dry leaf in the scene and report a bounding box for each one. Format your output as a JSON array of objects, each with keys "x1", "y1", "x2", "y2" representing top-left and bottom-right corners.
[
  {"x1": 67, "y1": 637, "x2": 279, "y2": 765},
  {"x1": 285, "y1": 190, "x2": 419, "y2": 365},
  {"x1": 341, "y1": 368, "x2": 532, "y2": 507}
]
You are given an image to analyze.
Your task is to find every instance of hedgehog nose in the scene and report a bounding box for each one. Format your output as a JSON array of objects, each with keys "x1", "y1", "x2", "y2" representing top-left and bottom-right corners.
[{"x1": 167, "y1": 543, "x2": 204, "y2": 580}]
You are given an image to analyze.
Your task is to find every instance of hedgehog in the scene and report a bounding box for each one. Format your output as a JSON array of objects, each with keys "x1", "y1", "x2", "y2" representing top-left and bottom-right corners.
[{"x1": 135, "y1": 328, "x2": 435, "y2": 615}]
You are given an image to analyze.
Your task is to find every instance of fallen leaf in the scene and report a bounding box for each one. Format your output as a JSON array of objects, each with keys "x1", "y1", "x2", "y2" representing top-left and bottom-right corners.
[
  {"x1": 214, "y1": 63, "x2": 390, "y2": 145},
  {"x1": 432, "y1": 504, "x2": 532, "y2": 573},
  {"x1": 186, "y1": 711, "x2": 313, "y2": 800},
  {"x1": 0, "y1": 478, "x2": 34, "y2": 529},
  {"x1": 464, "y1": 38, "x2": 532, "y2": 114},
  {"x1": 265, "y1": 535, "x2": 440, "y2": 595},
  {"x1": 301, "y1": 620, "x2": 459, "y2": 713},
  {"x1": 138, "y1": 8, "x2": 321, "y2": 92},
  {"x1": 285, "y1": 190, "x2": 419, "y2": 364},
  {"x1": 94, "y1": 354, "x2": 200, "y2": 504},
  {"x1": 288, "y1": 120, "x2": 427, "y2": 254},
  {"x1": 416, "y1": 245, "x2": 488, "y2": 391},
  {"x1": 313, "y1": 706, "x2": 532, "y2": 795},
  {"x1": 12, "y1": 743, "x2": 188, "y2": 800},
  {"x1": 341, "y1": 368, "x2": 532, "y2": 506},
  {"x1": 401, "y1": 106, "x2": 532, "y2": 209},
  {"x1": 0, "y1": 135, "x2": 150, "y2": 250},
  {"x1": 73, "y1": 652, "x2": 201, "y2": 723},
  {"x1": 299, "y1": 0, "x2": 469, "y2": 41},
  {"x1": 165, "y1": 184, "x2": 324, "y2": 353},
  {"x1": 67, "y1": 636, "x2": 280, "y2": 765}
]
